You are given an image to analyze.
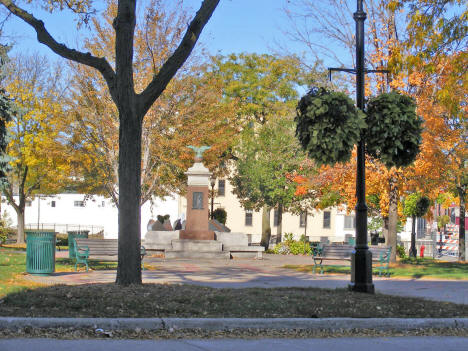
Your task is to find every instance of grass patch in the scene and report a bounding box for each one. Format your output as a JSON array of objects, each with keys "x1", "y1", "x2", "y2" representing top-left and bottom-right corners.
[
  {"x1": 0, "y1": 250, "x2": 149, "y2": 297},
  {"x1": 0, "y1": 250, "x2": 46, "y2": 297},
  {"x1": 0, "y1": 283, "x2": 467, "y2": 318},
  {"x1": 0, "y1": 243, "x2": 27, "y2": 251},
  {"x1": 284, "y1": 257, "x2": 468, "y2": 280}
]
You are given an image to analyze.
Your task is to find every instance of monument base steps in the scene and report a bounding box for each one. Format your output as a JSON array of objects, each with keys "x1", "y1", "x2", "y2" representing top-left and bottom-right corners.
[
  {"x1": 164, "y1": 239, "x2": 228, "y2": 259},
  {"x1": 164, "y1": 250, "x2": 230, "y2": 259},
  {"x1": 171, "y1": 239, "x2": 222, "y2": 252}
]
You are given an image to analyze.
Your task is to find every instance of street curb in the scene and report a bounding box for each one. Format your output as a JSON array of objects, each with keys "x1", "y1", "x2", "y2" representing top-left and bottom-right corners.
[{"x1": 0, "y1": 317, "x2": 467, "y2": 331}]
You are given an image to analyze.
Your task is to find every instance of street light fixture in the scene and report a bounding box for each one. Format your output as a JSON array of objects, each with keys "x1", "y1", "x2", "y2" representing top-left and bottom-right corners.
[
  {"x1": 349, "y1": 0, "x2": 374, "y2": 294},
  {"x1": 328, "y1": 0, "x2": 388, "y2": 293}
]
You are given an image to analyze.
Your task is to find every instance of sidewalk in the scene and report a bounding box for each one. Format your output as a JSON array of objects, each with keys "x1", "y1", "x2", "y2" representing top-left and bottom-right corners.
[
  {"x1": 24, "y1": 253, "x2": 468, "y2": 305},
  {"x1": 2, "y1": 336, "x2": 468, "y2": 351}
]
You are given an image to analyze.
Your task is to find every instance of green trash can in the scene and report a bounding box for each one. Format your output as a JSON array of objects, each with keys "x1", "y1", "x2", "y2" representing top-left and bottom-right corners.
[
  {"x1": 26, "y1": 230, "x2": 56, "y2": 275},
  {"x1": 67, "y1": 230, "x2": 89, "y2": 259}
]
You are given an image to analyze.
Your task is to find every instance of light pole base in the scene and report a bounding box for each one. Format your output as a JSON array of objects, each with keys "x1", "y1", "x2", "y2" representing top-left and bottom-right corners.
[{"x1": 348, "y1": 248, "x2": 374, "y2": 294}]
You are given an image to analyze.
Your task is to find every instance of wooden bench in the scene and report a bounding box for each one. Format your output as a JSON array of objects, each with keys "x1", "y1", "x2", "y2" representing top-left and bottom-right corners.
[
  {"x1": 311, "y1": 243, "x2": 391, "y2": 276},
  {"x1": 74, "y1": 238, "x2": 146, "y2": 272}
]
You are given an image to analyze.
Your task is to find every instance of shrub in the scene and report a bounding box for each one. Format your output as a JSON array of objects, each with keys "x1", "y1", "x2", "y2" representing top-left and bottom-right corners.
[
  {"x1": 56, "y1": 234, "x2": 68, "y2": 247},
  {"x1": 272, "y1": 233, "x2": 311, "y2": 255},
  {"x1": 396, "y1": 244, "x2": 407, "y2": 258},
  {"x1": 212, "y1": 208, "x2": 227, "y2": 224},
  {"x1": 0, "y1": 213, "x2": 14, "y2": 244},
  {"x1": 273, "y1": 242, "x2": 290, "y2": 255}
]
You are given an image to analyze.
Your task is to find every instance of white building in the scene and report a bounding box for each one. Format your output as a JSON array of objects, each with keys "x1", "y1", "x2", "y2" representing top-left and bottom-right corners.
[
  {"x1": 6, "y1": 178, "x2": 429, "y2": 244},
  {"x1": 2, "y1": 193, "x2": 179, "y2": 239}
]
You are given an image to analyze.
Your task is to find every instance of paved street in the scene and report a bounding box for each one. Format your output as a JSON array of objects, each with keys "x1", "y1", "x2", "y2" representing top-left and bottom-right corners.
[
  {"x1": 1, "y1": 337, "x2": 467, "y2": 351},
  {"x1": 26, "y1": 253, "x2": 468, "y2": 305}
]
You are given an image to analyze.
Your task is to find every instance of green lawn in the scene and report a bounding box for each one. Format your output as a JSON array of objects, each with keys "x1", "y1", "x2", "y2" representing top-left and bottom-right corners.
[
  {"x1": 0, "y1": 250, "x2": 119, "y2": 297},
  {"x1": 284, "y1": 257, "x2": 468, "y2": 280}
]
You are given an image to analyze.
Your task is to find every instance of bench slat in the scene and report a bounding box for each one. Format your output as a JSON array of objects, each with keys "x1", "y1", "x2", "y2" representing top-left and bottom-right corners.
[
  {"x1": 73, "y1": 238, "x2": 146, "y2": 272},
  {"x1": 312, "y1": 244, "x2": 391, "y2": 276}
]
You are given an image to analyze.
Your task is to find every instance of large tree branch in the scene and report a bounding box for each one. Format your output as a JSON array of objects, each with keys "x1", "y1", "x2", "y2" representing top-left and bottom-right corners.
[
  {"x1": 137, "y1": 0, "x2": 219, "y2": 118},
  {"x1": 0, "y1": 0, "x2": 117, "y2": 101},
  {"x1": 2, "y1": 183, "x2": 19, "y2": 213}
]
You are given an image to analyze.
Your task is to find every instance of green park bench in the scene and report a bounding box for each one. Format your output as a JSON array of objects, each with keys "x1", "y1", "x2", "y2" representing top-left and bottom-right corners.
[
  {"x1": 311, "y1": 243, "x2": 391, "y2": 276},
  {"x1": 74, "y1": 238, "x2": 146, "y2": 272}
]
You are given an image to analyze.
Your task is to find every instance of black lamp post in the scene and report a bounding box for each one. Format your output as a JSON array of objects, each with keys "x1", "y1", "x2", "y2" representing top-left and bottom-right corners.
[
  {"x1": 349, "y1": 0, "x2": 374, "y2": 294},
  {"x1": 210, "y1": 176, "x2": 216, "y2": 220},
  {"x1": 328, "y1": 0, "x2": 378, "y2": 293}
]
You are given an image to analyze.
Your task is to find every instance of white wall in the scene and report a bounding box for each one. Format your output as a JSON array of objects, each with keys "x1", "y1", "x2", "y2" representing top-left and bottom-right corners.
[{"x1": 1, "y1": 193, "x2": 180, "y2": 239}]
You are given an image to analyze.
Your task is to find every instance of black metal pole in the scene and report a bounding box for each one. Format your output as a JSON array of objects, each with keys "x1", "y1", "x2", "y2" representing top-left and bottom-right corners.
[
  {"x1": 349, "y1": 0, "x2": 375, "y2": 293},
  {"x1": 210, "y1": 180, "x2": 215, "y2": 220}
]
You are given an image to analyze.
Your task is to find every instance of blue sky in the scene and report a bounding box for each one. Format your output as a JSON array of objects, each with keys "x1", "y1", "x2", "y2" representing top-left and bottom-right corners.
[{"x1": 3, "y1": 0, "x2": 314, "y2": 63}]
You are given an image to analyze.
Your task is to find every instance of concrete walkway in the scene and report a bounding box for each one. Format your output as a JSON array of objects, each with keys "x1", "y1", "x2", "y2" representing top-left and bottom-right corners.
[
  {"x1": 24, "y1": 254, "x2": 468, "y2": 305},
  {"x1": 1, "y1": 337, "x2": 468, "y2": 351}
]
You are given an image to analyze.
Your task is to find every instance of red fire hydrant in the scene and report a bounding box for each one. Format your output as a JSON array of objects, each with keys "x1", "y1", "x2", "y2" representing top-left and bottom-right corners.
[{"x1": 420, "y1": 245, "x2": 425, "y2": 258}]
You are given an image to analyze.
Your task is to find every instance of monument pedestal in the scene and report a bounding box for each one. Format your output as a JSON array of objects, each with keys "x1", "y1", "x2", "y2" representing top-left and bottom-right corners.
[
  {"x1": 180, "y1": 230, "x2": 214, "y2": 240},
  {"x1": 181, "y1": 161, "x2": 214, "y2": 240}
]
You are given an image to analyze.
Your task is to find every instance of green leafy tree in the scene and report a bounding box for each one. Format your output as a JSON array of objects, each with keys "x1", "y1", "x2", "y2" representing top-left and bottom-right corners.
[
  {"x1": 1, "y1": 54, "x2": 70, "y2": 244},
  {"x1": 231, "y1": 116, "x2": 313, "y2": 248},
  {"x1": 403, "y1": 193, "x2": 431, "y2": 257},
  {"x1": 212, "y1": 53, "x2": 318, "y2": 244},
  {"x1": 212, "y1": 208, "x2": 227, "y2": 225},
  {"x1": 211, "y1": 53, "x2": 308, "y2": 124}
]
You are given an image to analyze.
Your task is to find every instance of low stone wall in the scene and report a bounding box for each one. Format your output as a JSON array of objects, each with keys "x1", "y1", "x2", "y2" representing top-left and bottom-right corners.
[{"x1": 143, "y1": 230, "x2": 179, "y2": 251}]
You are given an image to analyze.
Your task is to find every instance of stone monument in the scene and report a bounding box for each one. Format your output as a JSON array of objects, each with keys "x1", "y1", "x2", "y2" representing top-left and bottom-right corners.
[
  {"x1": 143, "y1": 145, "x2": 264, "y2": 259},
  {"x1": 180, "y1": 145, "x2": 214, "y2": 240}
]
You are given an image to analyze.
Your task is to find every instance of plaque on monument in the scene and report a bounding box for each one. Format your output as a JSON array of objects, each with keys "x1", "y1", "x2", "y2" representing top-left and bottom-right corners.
[{"x1": 192, "y1": 192, "x2": 203, "y2": 209}]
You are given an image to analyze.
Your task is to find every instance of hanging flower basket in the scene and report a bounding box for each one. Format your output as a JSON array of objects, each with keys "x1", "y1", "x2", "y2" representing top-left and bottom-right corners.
[
  {"x1": 365, "y1": 91, "x2": 422, "y2": 168},
  {"x1": 295, "y1": 87, "x2": 366, "y2": 166}
]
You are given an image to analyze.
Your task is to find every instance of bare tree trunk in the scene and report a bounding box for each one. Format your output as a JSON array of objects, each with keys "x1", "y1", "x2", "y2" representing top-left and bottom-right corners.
[
  {"x1": 388, "y1": 176, "x2": 398, "y2": 262},
  {"x1": 458, "y1": 185, "x2": 466, "y2": 261},
  {"x1": 261, "y1": 205, "x2": 271, "y2": 249},
  {"x1": 382, "y1": 216, "x2": 389, "y2": 243},
  {"x1": 16, "y1": 209, "x2": 25, "y2": 244},
  {"x1": 409, "y1": 215, "x2": 417, "y2": 257},
  {"x1": 304, "y1": 210, "x2": 308, "y2": 237},
  {"x1": 116, "y1": 110, "x2": 142, "y2": 285},
  {"x1": 276, "y1": 204, "x2": 283, "y2": 244}
]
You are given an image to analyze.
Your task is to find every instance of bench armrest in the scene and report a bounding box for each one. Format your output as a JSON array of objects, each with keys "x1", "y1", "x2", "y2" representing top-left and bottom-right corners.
[
  {"x1": 76, "y1": 245, "x2": 89, "y2": 258},
  {"x1": 311, "y1": 244, "x2": 323, "y2": 257}
]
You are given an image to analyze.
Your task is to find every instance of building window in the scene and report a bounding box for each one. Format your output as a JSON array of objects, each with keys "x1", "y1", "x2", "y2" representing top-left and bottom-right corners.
[
  {"x1": 344, "y1": 215, "x2": 356, "y2": 229},
  {"x1": 192, "y1": 192, "x2": 203, "y2": 209},
  {"x1": 102, "y1": 201, "x2": 105, "y2": 207},
  {"x1": 417, "y1": 218, "x2": 426, "y2": 238},
  {"x1": 299, "y1": 212, "x2": 307, "y2": 228},
  {"x1": 218, "y1": 179, "x2": 225, "y2": 196},
  {"x1": 51, "y1": 201, "x2": 56, "y2": 208},
  {"x1": 245, "y1": 210, "x2": 253, "y2": 226},
  {"x1": 74, "y1": 201, "x2": 85, "y2": 207},
  {"x1": 323, "y1": 211, "x2": 331, "y2": 229},
  {"x1": 273, "y1": 209, "x2": 279, "y2": 227},
  {"x1": 25, "y1": 200, "x2": 32, "y2": 207}
]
